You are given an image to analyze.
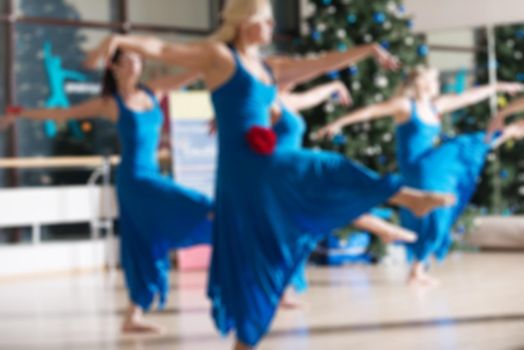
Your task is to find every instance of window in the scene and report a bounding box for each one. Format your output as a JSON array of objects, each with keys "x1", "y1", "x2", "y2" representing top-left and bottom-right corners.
[
  {"x1": 14, "y1": 0, "x2": 120, "y2": 22},
  {"x1": 129, "y1": 0, "x2": 212, "y2": 30}
]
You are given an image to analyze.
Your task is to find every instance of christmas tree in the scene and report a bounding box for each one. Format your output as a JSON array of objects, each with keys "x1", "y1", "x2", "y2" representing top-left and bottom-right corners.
[
  {"x1": 298, "y1": 0, "x2": 426, "y2": 174},
  {"x1": 295, "y1": 0, "x2": 427, "y2": 259}
]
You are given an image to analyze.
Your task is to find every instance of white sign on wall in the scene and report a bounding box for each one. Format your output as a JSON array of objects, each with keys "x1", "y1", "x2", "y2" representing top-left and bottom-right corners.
[{"x1": 169, "y1": 91, "x2": 217, "y2": 199}]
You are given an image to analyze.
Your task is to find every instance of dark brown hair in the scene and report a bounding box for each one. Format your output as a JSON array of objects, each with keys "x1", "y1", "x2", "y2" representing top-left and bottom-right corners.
[{"x1": 101, "y1": 48, "x2": 123, "y2": 97}]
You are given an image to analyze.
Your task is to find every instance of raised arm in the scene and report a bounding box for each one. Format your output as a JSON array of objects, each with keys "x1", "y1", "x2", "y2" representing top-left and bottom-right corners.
[
  {"x1": 85, "y1": 35, "x2": 230, "y2": 90},
  {"x1": 146, "y1": 70, "x2": 202, "y2": 100},
  {"x1": 435, "y1": 82, "x2": 524, "y2": 115},
  {"x1": 280, "y1": 81, "x2": 352, "y2": 112},
  {"x1": 0, "y1": 98, "x2": 114, "y2": 131},
  {"x1": 268, "y1": 44, "x2": 399, "y2": 89},
  {"x1": 315, "y1": 97, "x2": 409, "y2": 140}
]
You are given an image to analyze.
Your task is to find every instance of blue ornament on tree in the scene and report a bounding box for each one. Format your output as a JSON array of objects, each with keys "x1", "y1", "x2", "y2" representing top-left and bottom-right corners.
[
  {"x1": 373, "y1": 12, "x2": 386, "y2": 24},
  {"x1": 516, "y1": 30, "x2": 524, "y2": 39},
  {"x1": 500, "y1": 169, "x2": 509, "y2": 180},
  {"x1": 312, "y1": 31, "x2": 322, "y2": 41},
  {"x1": 332, "y1": 133, "x2": 347, "y2": 146},
  {"x1": 322, "y1": 0, "x2": 332, "y2": 5},
  {"x1": 378, "y1": 155, "x2": 388, "y2": 165},
  {"x1": 516, "y1": 72, "x2": 524, "y2": 81},
  {"x1": 417, "y1": 44, "x2": 429, "y2": 57},
  {"x1": 398, "y1": 5, "x2": 406, "y2": 13},
  {"x1": 380, "y1": 40, "x2": 390, "y2": 49},
  {"x1": 347, "y1": 66, "x2": 358, "y2": 76},
  {"x1": 347, "y1": 14, "x2": 357, "y2": 24},
  {"x1": 407, "y1": 19, "x2": 414, "y2": 29},
  {"x1": 337, "y1": 43, "x2": 348, "y2": 52},
  {"x1": 327, "y1": 70, "x2": 340, "y2": 80}
]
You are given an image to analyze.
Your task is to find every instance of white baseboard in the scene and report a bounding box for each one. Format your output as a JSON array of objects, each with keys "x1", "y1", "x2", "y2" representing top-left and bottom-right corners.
[{"x1": 0, "y1": 238, "x2": 118, "y2": 279}]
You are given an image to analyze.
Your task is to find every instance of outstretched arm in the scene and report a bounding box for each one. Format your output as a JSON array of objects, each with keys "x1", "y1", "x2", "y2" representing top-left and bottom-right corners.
[
  {"x1": 280, "y1": 81, "x2": 352, "y2": 112},
  {"x1": 435, "y1": 82, "x2": 524, "y2": 115},
  {"x1": 268, "y1": 43, "x2": 399, "y2": 89},
  {"x1": 315, "y1": 97, "x2": 409, "y2": 140},
  {"x1": 0, "y1": 98, "x2": 114, "y2": 130},
  {"x1": 85, "y1": 34, "x2": 231, "y2": 91},
  {"x1": 146, "y1": 70, "x2": 202, "y2": 100}
]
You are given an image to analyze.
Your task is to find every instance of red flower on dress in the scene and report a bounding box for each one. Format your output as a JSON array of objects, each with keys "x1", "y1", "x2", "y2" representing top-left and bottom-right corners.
[{"x1": 246, "y1": 126, "x2": 277, "y2": 155}]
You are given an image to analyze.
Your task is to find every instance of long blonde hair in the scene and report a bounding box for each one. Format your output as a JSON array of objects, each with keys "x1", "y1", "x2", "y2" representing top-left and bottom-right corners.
[
  {"x1": 395, "y1": 66, "x2": 436, "y2": 98},
  {"x1": 211, "y1": 0, "x2": 272, "y2": 43}
]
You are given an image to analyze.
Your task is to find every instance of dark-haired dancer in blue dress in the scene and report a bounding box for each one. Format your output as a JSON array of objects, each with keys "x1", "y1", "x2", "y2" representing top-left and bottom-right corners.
[
  {"x1": 2, "y1": 50, "x2": 212, "y2": 333},
  {"x1": 86, "y1": 1, "x2": 456, "y2": 347},
  {"x1": 317, "y1": 66, "x2": 524, "y2": 286}
]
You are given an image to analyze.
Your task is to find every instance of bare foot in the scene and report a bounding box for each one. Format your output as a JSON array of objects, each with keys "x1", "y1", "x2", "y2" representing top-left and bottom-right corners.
[
  {"x1": 407, "y1": 263, "x2": 440, "y2": 288},
  {"x1": 122, "y1": 305, "x2": 165, "y2": 334},
  {"x1": 234, "y1": 340, "x2": 253, "y2": 350},
  {"x1": 280, "y1": 292, "x2": 304, "y2": 310},
  {"x1": 407, "y1": 272, "x2": 440, "y2": 288},
  {"x1": 122, "y1": 319, "x2": 165, "y2": 334},
  {"x1": 411, "y1": 193, "x2": 456, "y2": 217}
]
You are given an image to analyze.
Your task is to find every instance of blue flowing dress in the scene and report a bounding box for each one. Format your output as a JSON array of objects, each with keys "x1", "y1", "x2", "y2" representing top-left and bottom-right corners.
[
  {"x1": 396, "y1": 100, "x2": 493, "y2": 263},
  {"x1": 115, "y1": 86, "x2": 213, "y2": 311},
  {"x1": 273, "y1": 104, "x2": 309, "y2": 294},
  {"x1": 207, "y1": 48, "x2": 403, "y2": 346}
]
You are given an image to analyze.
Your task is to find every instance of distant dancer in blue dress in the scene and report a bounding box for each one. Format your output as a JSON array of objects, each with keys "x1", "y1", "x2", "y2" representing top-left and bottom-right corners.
[
  {"x1": 2, "y1": 49, "x2": 212, "y2": 334},
  {"x1": 277, "y1": 81, "x2": 417, "y2": 307},
  {"x1": 316, "y1": 66, "x2": 524, "y2": 286},
  {"x1": 85, "y1": 1, "x2": 456, "y2": 347}
]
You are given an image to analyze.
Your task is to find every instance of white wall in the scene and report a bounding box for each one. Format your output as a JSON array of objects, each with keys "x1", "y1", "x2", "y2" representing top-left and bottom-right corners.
[
  {"x1": 427, "y1": 29, "x2": 475, "y2": 71},
  {"x1": 405, "y1": 0, "x2": 524, "y2": 32},
  {"x1": 129, "y1": 0, "x2": 211, "y2": 29}
]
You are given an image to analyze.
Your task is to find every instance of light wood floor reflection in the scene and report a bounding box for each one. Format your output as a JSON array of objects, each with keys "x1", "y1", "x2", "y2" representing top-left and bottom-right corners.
[{"x1": 0, "y1": 252, "x2": 523, "y2": 350}]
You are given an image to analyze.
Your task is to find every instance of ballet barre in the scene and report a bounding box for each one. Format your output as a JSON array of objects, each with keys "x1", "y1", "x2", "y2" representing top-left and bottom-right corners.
[
  {"x1": 0, "y1": 155, "x2": 120, "y2": 169},
  {"x1": 0, "y1": 155, "x2": 120, "y2": 270}
]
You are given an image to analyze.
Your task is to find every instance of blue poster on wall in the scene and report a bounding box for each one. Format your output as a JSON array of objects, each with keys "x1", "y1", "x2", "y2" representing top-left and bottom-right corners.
[{"x1": 42, "y1": 41, "x2": 87, "y2": 139}]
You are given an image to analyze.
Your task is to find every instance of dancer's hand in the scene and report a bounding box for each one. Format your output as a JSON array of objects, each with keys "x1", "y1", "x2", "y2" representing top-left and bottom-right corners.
[
  {"x1": 84, "y1": 35, "x2": 123, "y2": 70},
  {"x1": 372, "y1": 44, "x2": 400, "y2": 71},
  {"x1": 497, "y1": 82, "x2": 524, "y2": 95},
  {"x1": 314, "y1": 122, "x2": 342, "y2": 141},
  {"x1": 0, "y1": 106, "x2": 23, "y2": 131},
  {"x1": 0, "y1": 114, "x2": 16, "y2": 131},
  {"x1": 486, "y1": 114, "x2": 505, "y2": 142},
  {"x1": 331, "y1": 81, "x2": 353, "y2": 107}
]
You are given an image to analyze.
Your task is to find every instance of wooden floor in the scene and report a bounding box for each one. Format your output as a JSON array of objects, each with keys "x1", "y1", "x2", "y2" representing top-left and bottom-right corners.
[{"x1": 0, "y1": 252, "x2": 523, "y2": 350}]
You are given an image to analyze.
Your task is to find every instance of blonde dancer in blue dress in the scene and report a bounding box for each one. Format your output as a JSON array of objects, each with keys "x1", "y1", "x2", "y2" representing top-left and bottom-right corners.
[
  {"x1": 86, "y1": 2, "x2": 456, "y2": 347},
  {"x1": 1, "y1": 50, "x2": 212, "y2": 334},
  {"x1": 317, "y1": 66, "x2": 524, "y2": 286}
]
